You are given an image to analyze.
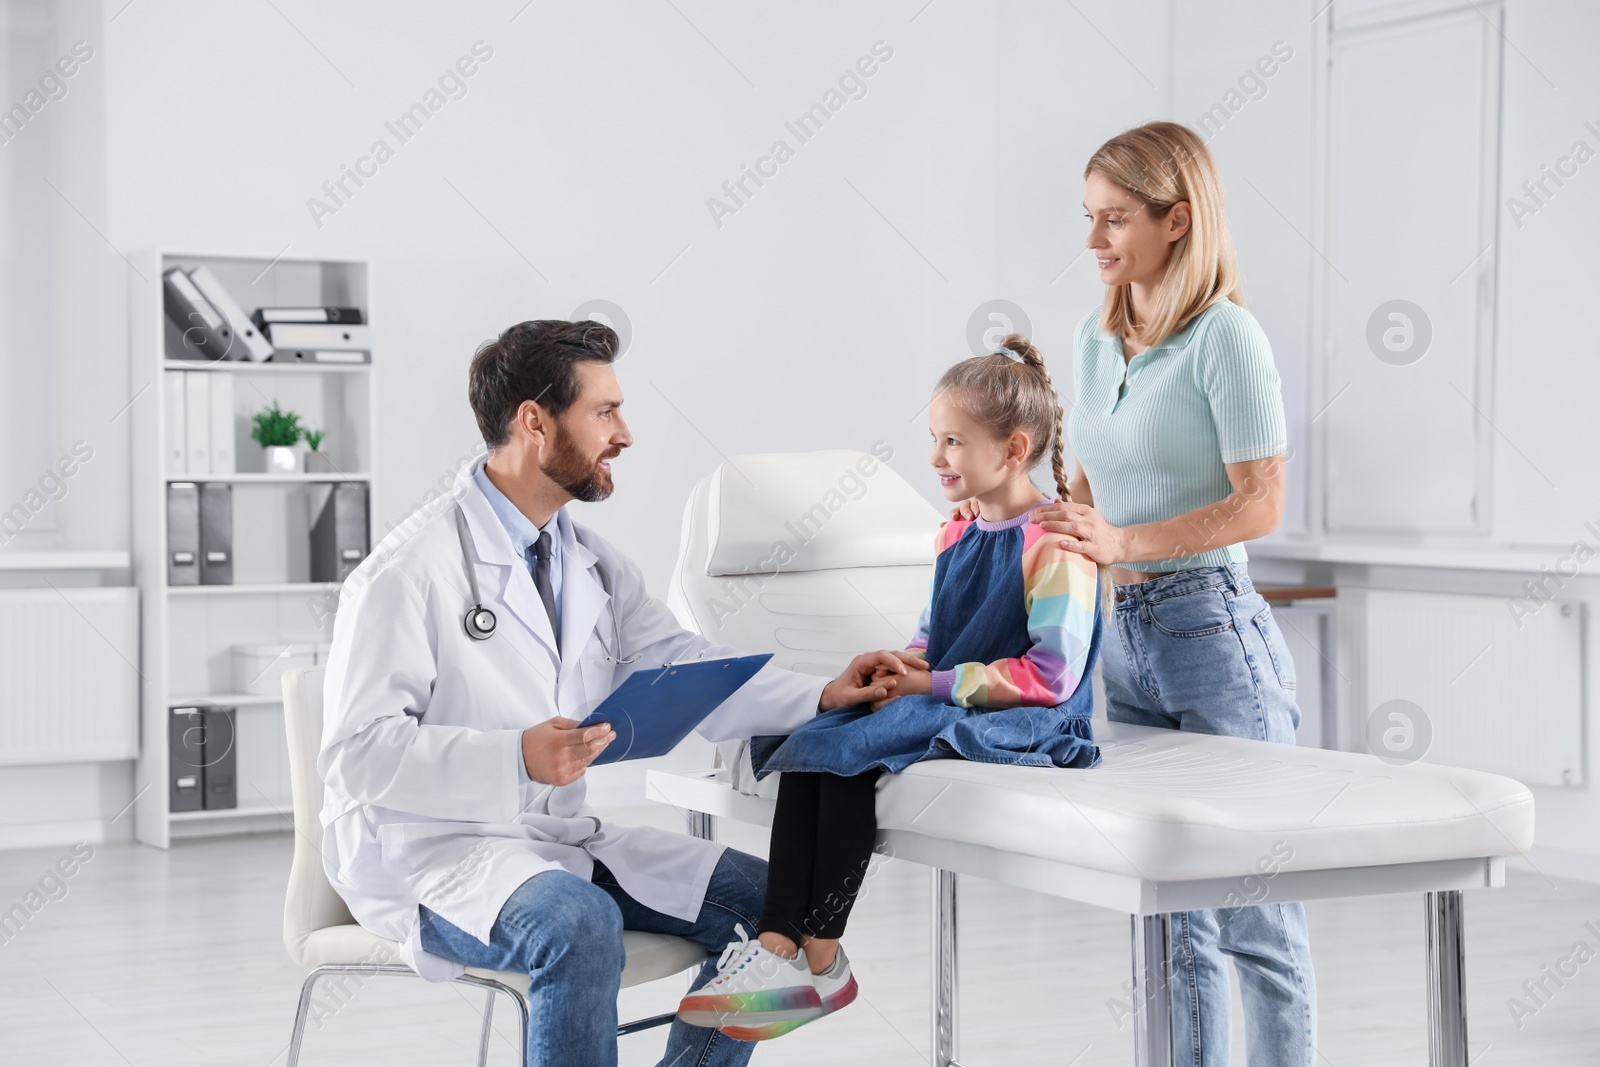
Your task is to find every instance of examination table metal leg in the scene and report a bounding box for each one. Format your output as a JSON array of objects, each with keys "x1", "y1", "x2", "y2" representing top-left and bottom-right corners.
[
  {"x1": 686, "y1": 810, "x2": 717, "y2": 841},
  {"x1": 1131, "y1": 913, "x2": 1174, "y2": 1067},
  {"x1": 931, "y1": 867, "x2": 965, "y2": 1066},
  {"x1": 1425, "y1": 889, "x2": 1469, "y2": 1066}
]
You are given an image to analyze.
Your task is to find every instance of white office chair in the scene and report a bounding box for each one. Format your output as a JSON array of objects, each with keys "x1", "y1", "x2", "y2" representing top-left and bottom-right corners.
[
  {"x1": 663, "y1": 448, "x2": 944, "y2": 804},
  {"x1": 280, "y1": 666, "x2": 709, "y2": 1065}
]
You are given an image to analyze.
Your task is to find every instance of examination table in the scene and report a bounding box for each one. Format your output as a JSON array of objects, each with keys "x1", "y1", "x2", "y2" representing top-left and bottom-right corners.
[{"x1": 656, "y1": 450, "x2": 1536, "y2": 1066}]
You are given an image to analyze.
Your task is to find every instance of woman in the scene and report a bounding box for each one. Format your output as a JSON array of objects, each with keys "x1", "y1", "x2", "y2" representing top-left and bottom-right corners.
[{"x1": 1037, "y1": 121, "x2": 1315, "y2": 1064}]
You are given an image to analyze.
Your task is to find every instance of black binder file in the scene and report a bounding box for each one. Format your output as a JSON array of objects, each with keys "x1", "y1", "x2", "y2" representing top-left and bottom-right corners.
[
  {"x1": 168, "y1": 707, "x2": 205, "y2": 812},
  {"x1": 167, "y1": 482, "x2": 200, "y2": 586},
  {"x1": 251, "y1": 306, "x2": 365, "y2": 328},
  {"x1": 162, "y1": 267, "x2": 233, "y2": 360},
  {"x1": 199, "y1": 482, "x2": 233, "y2": 585},
  {"x1": 202, "y1": 707, "x2": 237, "y2": 810},
  {"x1": 311, "y1": 482, "x2": 369, "y2": 582}
]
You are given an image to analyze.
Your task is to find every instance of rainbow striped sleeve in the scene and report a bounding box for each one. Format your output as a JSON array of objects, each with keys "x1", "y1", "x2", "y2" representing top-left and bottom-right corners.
[
  {"x1": 930, "y1": 525, "x2": 1098, "y2": 709},
  {"x1": 904, "y1": 521, "x2": 968, "y2": 658}
]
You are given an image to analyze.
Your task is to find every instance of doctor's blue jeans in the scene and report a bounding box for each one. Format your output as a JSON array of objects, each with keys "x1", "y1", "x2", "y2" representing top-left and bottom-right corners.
[
  {"x1": 1100, "y1": 563, "x2": 1318, "y2": 1067},
  {"x1": 418, "y1": 847, "x2": 767, "y2": 1067}
]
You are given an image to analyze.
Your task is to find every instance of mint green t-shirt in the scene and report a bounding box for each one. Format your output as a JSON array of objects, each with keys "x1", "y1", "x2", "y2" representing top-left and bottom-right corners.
[{"x1": 1067, "y1": 299, "x2": 1287, "y2": 572}]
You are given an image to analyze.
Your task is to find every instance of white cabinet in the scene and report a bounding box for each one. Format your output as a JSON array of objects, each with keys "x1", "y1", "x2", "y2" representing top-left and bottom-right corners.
[
  {"x1": 1321, "y1": 3, "x2": 1502, "y2": 535},
  {"x1": 129, "y1": 251, "x2": 375, "y2": 847}
]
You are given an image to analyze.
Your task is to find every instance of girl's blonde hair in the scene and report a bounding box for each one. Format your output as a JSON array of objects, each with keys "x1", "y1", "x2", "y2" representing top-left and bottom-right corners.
[
  {"x1": 935, "y1": 333, "x2": 1114, "y2": 617},
  {"x1": 1086, "y1": 121, "x2": 1243, "y2": 348}
]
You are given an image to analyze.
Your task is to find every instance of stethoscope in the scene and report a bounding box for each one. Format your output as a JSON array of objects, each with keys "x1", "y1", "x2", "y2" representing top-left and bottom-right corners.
[{"x1": 453, "y1": 502, "x2": 640, "y2": 664}]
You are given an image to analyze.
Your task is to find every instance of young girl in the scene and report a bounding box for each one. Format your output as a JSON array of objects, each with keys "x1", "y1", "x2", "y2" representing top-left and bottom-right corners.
[{"x1": 676, "y1": 334, "x2": 1106, "y2": 1041}]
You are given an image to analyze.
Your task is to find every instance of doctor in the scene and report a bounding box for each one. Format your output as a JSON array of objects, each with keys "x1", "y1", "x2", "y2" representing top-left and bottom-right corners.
[{"x1": 318, "y1": 318, "x2": 907, "y2": 1067}]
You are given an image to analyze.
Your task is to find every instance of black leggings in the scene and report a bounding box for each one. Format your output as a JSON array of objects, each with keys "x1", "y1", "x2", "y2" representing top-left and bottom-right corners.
[{"x1": 758, "y1": 769, "x2": 882, "y2": 943}]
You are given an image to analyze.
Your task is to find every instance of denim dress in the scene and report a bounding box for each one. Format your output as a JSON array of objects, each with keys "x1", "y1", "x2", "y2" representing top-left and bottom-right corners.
[{"x1": 749, "y1": 506, "x2": 1104, "y2": 779}]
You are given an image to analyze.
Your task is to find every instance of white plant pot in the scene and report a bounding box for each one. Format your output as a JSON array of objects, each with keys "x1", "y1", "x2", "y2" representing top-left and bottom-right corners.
[
  {"x1": 303, "y1": 450, "x2": 335, "y2": 474},
  {"x1": 265, "y1": 446, "x2": 297, "y2": 473}
]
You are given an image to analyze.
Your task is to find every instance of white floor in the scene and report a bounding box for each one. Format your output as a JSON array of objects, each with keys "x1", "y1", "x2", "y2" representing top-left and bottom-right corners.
[{"x1": 1, "y1": 804, "x2": 1596, "y2": 1066}]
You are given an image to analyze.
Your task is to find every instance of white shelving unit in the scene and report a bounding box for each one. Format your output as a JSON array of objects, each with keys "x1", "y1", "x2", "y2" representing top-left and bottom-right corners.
[
  {"x1": 130, "y1": 250, "x2": 375, "y2": 847},
  {"x1": 0, "y1": 551, "x2": 131, "y2": 571},
  {"x1": 161, "y1": 473, "x2": 373, "y2": 483}
]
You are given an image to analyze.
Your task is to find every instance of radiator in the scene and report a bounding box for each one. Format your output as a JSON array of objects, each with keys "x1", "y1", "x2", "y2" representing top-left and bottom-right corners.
[
  {"x1": 1341, "y1": 588, "x2": 1584, "y2": 787},
  {"x1": 0, "y1": 587, "x2": 140, "y2": 765}
]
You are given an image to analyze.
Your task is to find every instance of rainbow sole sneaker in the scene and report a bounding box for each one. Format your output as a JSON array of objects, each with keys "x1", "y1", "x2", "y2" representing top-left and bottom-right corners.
[
  {"x1": 677, "y1": 926, "x2": 823, "y2": 1037},
  {"x1": 720, "y1": 945, "x2": 857, "y2": 1042}
]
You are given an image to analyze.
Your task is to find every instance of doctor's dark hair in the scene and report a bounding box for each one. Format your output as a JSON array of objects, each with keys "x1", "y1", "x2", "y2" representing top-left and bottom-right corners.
[
  {"x1": 934, "y1": 334, "x2": 1069, "y2": 501},
  {"x1": 468, "y1": 319, "x2": 620, "y2": 448}
]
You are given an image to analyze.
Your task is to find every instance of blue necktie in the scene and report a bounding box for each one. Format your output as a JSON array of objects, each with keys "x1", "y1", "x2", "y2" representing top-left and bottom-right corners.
[{"x1": 528, "y1": 531, "x2": 559, "y2": 652}]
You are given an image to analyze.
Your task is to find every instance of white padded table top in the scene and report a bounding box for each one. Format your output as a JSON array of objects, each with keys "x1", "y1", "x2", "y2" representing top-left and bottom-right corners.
[{"x1": 874, "y1": 722, "x2": 1535, "y2": 884}]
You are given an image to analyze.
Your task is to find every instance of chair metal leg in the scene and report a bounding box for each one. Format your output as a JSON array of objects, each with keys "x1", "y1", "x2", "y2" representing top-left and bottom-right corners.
[
  {"x1": 452, "y1": 974, "x2": 529, "y2": 1064},
  {"x1": 285, "y1": 967, "x2": 326, "y2": 1067},
  {"x1": 618, "y1": 1011, "x2": 679, "y2": 1036},
  {"x1": 288, "y1": 958, "x2": 684, "y2": 1062},
  {"x1": 1425, "y1": 890, "x2": 1469, "y2": 1066},
  {"x1": 931, "y1": 868, "x2": 963, "y2": 1067},
  {"x1": 476, "y1": 988, "x2": 496, "y2": 1067},
  {"x1": 286, "y1": 964, "x2": 423, "y2": 1066},
  {"x1": 686, "y1": 809, "x2": 717, "y2": 841},
  {"x1": 1131, "y1": 914, "x2": 1174, "y2": 1067}
]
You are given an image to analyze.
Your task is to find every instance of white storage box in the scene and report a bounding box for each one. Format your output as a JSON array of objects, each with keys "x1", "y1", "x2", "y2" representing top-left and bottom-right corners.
[{"x1": 233, "y1": 643, "x2": 318, "y2": 697}]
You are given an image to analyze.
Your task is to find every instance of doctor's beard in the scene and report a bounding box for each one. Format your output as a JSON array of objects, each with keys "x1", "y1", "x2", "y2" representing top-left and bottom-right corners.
[{"x1": 543, "y1": 421, "x2": 617, "y2": 503}]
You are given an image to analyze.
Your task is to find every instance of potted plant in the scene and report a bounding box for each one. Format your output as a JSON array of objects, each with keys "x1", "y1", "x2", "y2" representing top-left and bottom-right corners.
[
  {"x1": 251, "y1": 401, "x2": 303, "y2": 473},
  {"x1": 303, "y1": 429, "x2": 334, "y2": 474}
]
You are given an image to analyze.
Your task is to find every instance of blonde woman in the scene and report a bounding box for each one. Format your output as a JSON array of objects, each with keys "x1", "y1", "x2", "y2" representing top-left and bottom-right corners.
[{"x1": 1042, "y1": 122, "x2": 1314, "y2": 1063}]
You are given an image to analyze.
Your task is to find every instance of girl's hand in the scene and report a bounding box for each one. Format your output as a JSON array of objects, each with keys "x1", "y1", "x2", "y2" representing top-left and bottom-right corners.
[
  {"x1": 870, "y1": 666, "x2": 931, "y2": 711},
  {"x1": 949, "y1": 499, "x2": 980, "y2": 521},
  {"x1": 1034, "y1": 500, "x2": 1131, "y2": 565},
  {"x1": 869, "y1": 651, "x2": 928, "y2": 688}
]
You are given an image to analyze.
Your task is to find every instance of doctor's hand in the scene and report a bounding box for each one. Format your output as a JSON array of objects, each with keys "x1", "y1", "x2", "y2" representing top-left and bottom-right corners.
[
  {"x1": 819, "y1": 650, "x2": 914, "y2": 712},
  {"x1": 521, "y1": 717, "x2": 615, "y2": 787}
]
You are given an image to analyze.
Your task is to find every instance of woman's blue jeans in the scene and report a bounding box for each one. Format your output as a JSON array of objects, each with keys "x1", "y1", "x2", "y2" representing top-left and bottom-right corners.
[
  {"x1": 418, "y1": 847, "x2": 767, "y2": 1067},
  {"x1": 1101, "y1": 563, "x2": 1319, "y2": 1067}
]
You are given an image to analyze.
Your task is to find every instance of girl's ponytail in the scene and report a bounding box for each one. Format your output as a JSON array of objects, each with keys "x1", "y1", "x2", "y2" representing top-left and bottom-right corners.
[{"x1": 996, "y1": 334, "x2": 1070, "y2": 504}]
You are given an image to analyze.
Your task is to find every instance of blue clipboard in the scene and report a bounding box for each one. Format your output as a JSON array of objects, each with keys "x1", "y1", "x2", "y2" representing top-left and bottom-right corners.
[{"x1": 578, "y1": 653, "x2": 775, "y2": 765}]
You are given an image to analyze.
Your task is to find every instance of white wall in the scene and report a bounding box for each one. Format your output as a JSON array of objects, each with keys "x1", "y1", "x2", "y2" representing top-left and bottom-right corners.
[
  {"x1": 10, "y1": 0, "x2": 1597, "y2": 873},
  {"x1": 991, "y1": 0, "x2": 1175, "y2": 471},
  {"x1": 0, "y1": 0, "x2": 134, "y2": 849},
  {"x1": 10, "y1": 0, "x2": 1594, "y2": 875},
  {"x1": 0, "y1": 0, "x2": 122, "y2": 555},
  {"x1": 0, "y1": 0, "x2": 1171, "y2": 842},
  {"x1": 1168, "y1": 0, "x2": 1312, "y2": 534}
]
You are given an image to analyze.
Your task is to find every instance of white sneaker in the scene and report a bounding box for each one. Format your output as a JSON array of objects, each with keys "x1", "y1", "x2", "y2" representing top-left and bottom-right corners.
[
  {"x1": 719, "y1": 944, "x2": 859, "y2": 1041},
  {"x1": 677, "y1": 925, "x2": 822, "y2": 1039},
  {"x1": 811, "y1": 945, "x2": 858, "y2": 1019}
]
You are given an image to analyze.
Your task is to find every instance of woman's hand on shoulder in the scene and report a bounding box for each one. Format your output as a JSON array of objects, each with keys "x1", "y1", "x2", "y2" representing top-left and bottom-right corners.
[
  {"x1": 949, "y1": 499, "x2": 980, "y2": 521},
  {"x1": 1034, "y1": 500, "x2": 1130, "y2": 565}
]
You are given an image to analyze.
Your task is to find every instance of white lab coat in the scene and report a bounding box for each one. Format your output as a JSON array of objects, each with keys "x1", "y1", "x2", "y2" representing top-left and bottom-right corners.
[{"x1": 318, "y1": 455, "x2": 826, "y2": 981}]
